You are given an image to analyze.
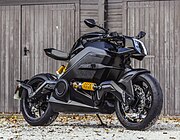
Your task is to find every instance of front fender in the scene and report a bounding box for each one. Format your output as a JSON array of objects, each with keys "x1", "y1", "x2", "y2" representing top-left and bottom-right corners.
[{"x1": 118, "y1": 68, "x2": 150, "y2": 97}]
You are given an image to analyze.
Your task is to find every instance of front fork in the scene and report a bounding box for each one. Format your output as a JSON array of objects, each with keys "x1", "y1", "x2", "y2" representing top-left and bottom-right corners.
[{"x1": 118, "y1": 68, "x2": 150, "y2": 104}]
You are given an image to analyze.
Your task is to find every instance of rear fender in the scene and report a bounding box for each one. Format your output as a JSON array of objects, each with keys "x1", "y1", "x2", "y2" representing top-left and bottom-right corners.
[
  {"x1": 32, "y1": 73, "x2": 57, "y2": 81},
  {"x1": 19, "y1": 73, "x2": 57, "y2": 99}
]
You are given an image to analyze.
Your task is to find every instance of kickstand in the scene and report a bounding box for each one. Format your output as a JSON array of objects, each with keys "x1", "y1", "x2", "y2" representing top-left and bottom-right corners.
[{"x1": 96, "y1": 114, "x2": 107, "y2": 127}]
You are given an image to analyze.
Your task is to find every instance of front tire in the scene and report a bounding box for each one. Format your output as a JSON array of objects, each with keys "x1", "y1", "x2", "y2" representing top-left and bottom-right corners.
[
  {"x1": 115, "y1": 73, "x2": 163, "y2": 130},
  {"x1": 20, "y1": 76, "x2": 58, "y2": 126}
]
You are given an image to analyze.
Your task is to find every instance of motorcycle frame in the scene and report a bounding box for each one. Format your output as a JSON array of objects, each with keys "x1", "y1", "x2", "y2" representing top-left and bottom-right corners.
[{"x1": 17, "y1": 45, "x2": 150, "y2": 114}]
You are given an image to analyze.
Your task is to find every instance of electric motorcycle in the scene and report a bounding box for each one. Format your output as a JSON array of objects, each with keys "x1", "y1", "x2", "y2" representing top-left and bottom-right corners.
[{"x1": 14, "y1": 19, "x2": 163, "y2": 130}]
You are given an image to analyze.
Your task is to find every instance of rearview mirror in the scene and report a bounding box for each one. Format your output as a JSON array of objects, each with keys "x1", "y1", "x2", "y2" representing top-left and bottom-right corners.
[
  {"x1": 84, "y1": 19, "x2": 96, "y2": 28},
  {"x1": 136, "y1": 31, "x2": 146, "y2": 39}
]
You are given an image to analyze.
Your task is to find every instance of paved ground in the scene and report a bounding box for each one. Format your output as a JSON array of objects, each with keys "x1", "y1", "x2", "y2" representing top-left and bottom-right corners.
[{"x1": 0, "y1": 114, "x2": 180, "y2": 140}]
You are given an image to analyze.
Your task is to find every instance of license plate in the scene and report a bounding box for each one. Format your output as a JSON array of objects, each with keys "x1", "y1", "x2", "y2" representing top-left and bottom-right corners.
[{"x1": 14, "y1": 86, "x2": 21, "y2": 100}]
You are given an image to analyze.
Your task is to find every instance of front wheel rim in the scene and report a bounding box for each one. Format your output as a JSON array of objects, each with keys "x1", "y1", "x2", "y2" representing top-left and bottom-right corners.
[{"x1": 118, "y1": 77, "x2": 153, "y2": 123}]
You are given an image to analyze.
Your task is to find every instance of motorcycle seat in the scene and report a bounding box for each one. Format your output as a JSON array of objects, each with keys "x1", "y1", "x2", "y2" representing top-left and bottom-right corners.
[{"x1": 44, "y1": 48, "x2": 69, "y2": 61}]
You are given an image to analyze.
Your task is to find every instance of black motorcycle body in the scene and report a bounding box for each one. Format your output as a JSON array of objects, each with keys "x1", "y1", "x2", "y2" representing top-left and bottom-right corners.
[{"x1": 14, "y1": 19, "x2": 163, "y2": 130}]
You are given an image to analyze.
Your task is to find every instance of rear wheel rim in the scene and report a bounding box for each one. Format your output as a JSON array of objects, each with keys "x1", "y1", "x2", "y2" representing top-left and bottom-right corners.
[{"x1": 22, "y1": 78, "x2": 49, "y2": 120}]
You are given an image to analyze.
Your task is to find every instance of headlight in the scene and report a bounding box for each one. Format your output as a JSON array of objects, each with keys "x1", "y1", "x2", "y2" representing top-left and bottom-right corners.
[{"x1": 133, "y1": 39, "x2": 148, "y2": 56}]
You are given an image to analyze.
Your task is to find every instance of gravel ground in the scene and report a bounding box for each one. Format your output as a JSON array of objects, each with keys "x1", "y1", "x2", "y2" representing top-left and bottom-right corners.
[{"x1": 0, "y1": 114, "x2": 180, "y2": 140}]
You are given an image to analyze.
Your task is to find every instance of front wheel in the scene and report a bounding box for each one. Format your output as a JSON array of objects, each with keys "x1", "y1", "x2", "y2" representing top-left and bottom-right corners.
[
  {"x1": 20, "y1": 76, "x2": 58, "y2": 126},
  {"x1": 115, "y1": 73, "x2": 163, "y2": 130}
]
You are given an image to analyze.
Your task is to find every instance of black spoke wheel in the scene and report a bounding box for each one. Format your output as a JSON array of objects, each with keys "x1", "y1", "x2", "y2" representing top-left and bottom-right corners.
[
  {"x1": 115, "y1": 73, "x2": 163, "y2": 130},
  {"x1": 20, "y1": 76, "x2": 58, "y2": 126}
]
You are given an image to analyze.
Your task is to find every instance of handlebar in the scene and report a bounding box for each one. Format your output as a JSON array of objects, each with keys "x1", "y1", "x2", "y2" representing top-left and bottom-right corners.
[
  {"x1": 86, "y1": 32, "x2": 124, "y2": 42},
  {"x1": 86, "y1": 36, "x2": 104, "y2": 42}
]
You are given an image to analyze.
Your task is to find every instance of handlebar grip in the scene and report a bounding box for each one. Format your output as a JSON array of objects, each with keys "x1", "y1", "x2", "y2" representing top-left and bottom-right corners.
[{"x1": 109, "y1": 32, "x2": 119, "y2": 37}]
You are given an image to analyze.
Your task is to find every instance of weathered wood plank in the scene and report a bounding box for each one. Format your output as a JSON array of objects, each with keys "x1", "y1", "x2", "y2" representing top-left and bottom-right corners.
[
  {"x1": 138, "y1": 2, "x2": 145, "y2": 69},
  {"x1": 107, "y1": 15, "x2": 122, "y2": 22},
  {"x1": 149, "y1": 2, "x2": 155, "y2": 76},
  {"x1": 107, "y1": 3, "x2": 122, "y2": 9},
  {"x1": 107, "y1": 21, "x2": 122, "y2": 28},
  {"x1": 22, "y1": 6, "x2": 27, "y2": 79},
  {"x1": 8, "y1": 6, "x2": 14, "y2": 112},
  {"x1": 5, "y1": 6, "x2": 10, "y2": 112},
  {"x1": 80, "y1": 5, "x2": 98, "y2": 10},
  {"x1": 1, "y1": 6, "x2": 6, "y2": 112},
  {"x1": 26, "y1": 6, "x2": 30, "y2": 78},
  {"x1": 159, "y1": 1, "x2": 166, "y2": 114},
  {"x1": 169, "y1": 1, "x2": 175, "y2": 115},
  {"x1": 98, "y1": 0, "x2": 105, "y2": 27},
  {"x1": 134, "y1": 2, "x2": 140, "y2": 69},
  {"x1": 13, "y1": 6, "x2": 21, "y2": 112},
  {"x1": 75, "y1": 2, "x2": 80, "y2": 40},
  {"x1": 174, "y1": 1, "x2": 180, "y2": 115},
  {"x1": 81, "y1": 0, "x2": 98, "y2": 4},
  {"x1": 43, "y1": 5, "x2": 48, "y2": 72},
  {"x1": 128, "y1": 2, "x2": 135, "y2": 66},
  {"x1": 47, "y1": 5, "x2": 53, "y2": 73},
  {"x1": 0, "y1": 6, "x2": 3, "y2": 112},
  {"x1": 30, "y1": 5, "x2": 35, "y2": 76},
  {"x1": 39, "y1": 5, "x2": 44, "y2": 74},
  {"x1": 164, "y1": 1, "x2": 170, "y2": 115},
  {"x1": 81, "y1": 10, "x2": 98, "y2": 16},
  {"x1": 154, "y1": 1, "x2": 160, "y2": 81},
  {"x1": 143, "y1": 1, "x2": 150, "y2": 71}
]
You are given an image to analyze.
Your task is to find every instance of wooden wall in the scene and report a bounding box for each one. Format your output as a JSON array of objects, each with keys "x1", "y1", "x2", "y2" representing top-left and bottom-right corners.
[
  {"x1": 0, "y1": 0, "x2": 180, "y2": 115},
  {"x1": 123, "y1": 0, "x2": 180, "y2": 115},
  {"x1": 0, "y1": 0, "x2": 79, "y2": 113}
]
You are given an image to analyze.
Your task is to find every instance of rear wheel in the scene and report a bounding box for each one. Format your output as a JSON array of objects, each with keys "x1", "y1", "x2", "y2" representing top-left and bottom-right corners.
[
  {"x1": 20, "y1": 76, "x2": 58, "y2": 126},
  {"x1": 115, "y1": 73, "x2": 163, "y2": 130}
]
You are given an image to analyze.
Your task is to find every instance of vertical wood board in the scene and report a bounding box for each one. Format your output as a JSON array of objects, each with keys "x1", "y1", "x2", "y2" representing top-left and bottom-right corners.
[{"x1": 0, "y1": 6, "x2": 21, "y2": 113}]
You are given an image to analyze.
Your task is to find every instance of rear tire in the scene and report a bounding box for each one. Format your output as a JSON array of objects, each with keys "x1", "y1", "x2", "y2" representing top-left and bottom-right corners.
[
  {"x1": 20, "y1": 76, "x2": 58, "y2": 126},
  {"x1": 115, "y1": 73, "x2": 163, "y2": 130}
]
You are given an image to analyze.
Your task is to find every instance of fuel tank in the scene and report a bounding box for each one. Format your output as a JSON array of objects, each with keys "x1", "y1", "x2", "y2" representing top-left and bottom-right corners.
[{"x1": 61, "y1": 47, "x2": 111, "y2": 83}]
